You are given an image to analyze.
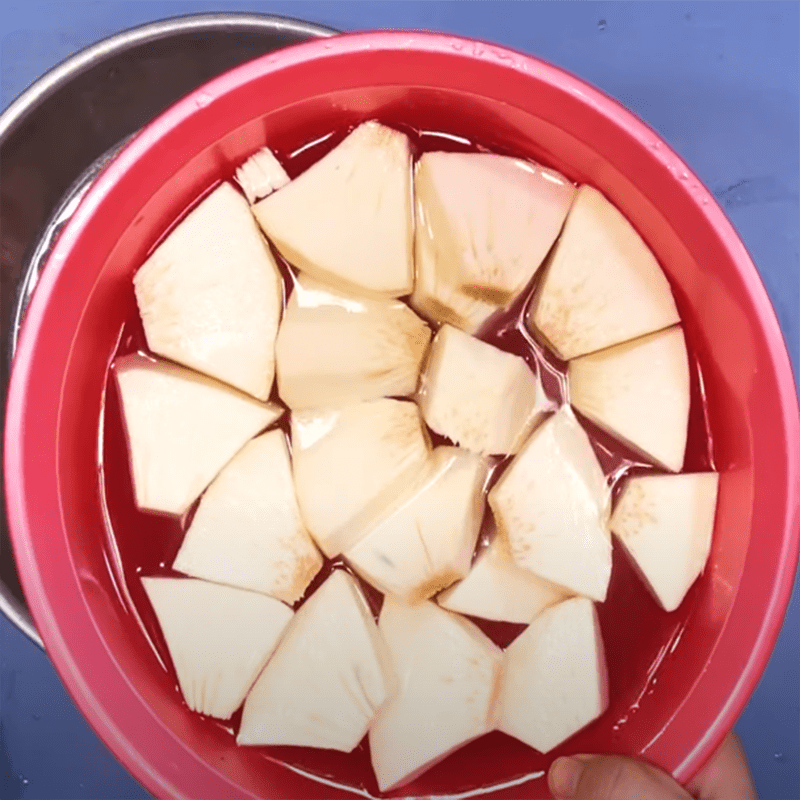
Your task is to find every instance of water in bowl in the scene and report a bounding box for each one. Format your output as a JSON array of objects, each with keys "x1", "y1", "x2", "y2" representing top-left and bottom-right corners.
[{"x1": 97, "y1": 122, "x2": 715, "y2": 797}]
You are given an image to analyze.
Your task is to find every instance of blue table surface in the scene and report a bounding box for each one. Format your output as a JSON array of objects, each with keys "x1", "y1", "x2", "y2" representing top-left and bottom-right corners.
[{"x1": 1, "y1": 3, "x2": 798, "y2": 799}]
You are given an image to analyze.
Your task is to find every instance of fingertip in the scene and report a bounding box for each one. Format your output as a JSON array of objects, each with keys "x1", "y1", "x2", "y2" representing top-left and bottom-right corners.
[{"x1": 549, "y1": 756, "x2": 585, "y2": 799}]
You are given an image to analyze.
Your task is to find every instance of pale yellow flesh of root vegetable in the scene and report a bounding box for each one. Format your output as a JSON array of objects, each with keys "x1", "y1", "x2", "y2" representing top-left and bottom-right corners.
[
  {"x1": 253, "y1": 121, "x2": 414, "y2": 297},
  {"x1": 369, "y1": 598, "x2": 503, "y2": 792},
  {"x1": 142, "y1": 577, "x2": 293, "y2": 720},
  {"x1": 276, "y1": 276, "x2": 432, "y2": 409},
  {"x1": 437, "y1": 534, "x2": 571, "y2": 624},
  {"x1": 411, "y1": 154, "x2": 497, "y2": 334},
  {"x1": 568, "y1": 324, "x2": 691, "y2": 472},
  {"x1": 113, "y1": 354, "x2": 282, "y2": 516},
  {"x1": 610, "y1": 472, "x2": 719, "y2": 611},
  {"x1": 411, "y1": 151, "x2": 575, "y2": 333},
  {"x1": 290, "y1": 398, "x2": 430, "y2": 557},
  {"x1": 489, "y1": 406, "x2": 612, "y2": 601},
  {"x1": 344, "y1": 446, "x2": 488, "y2": 603},
  {"x1": 133, "y1": 182, "x2": 283, "y2": 400},
  {"x1": 237, "y1": 570, "x2": 392, "y2": 751},
  {"x1": 528, "y1": 184, "x2": 680, "y2": 360},
  {"x1": 235, "y1": 146, "x2": 290, "y2": 204},
  {"x1": 498, "y1": 596, "x2": 609, "y2": 753},
  {"x1": 172, "y1": 429, "x2": 322, "y2": 604},
  {"x1": 419, "y1": 324, "x2": 547, "y2": 456}
]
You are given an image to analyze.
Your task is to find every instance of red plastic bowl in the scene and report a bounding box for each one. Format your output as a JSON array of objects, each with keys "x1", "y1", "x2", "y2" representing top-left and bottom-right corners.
[{"x1": 5, "y1": 31, "x2": 800, "y2": 800}]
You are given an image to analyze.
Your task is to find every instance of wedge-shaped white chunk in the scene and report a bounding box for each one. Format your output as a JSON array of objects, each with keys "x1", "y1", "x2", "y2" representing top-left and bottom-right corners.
[
  {"x1": 414, "y1": 151, "x2": 575, "y2": 310},
  {"x1": 498, "y1": 596, "x2": 608, "y2": 752},
  {"x1": 569, "y1": 325, "x2": 690, "y2": 472},
  {"x1": 133, "y1": 182, "x2": 283, "y2": 400},
  {"x1": 172, "y1": 430, "x2": 322, "y2": 604},
  {"x1": 142, "y1": 577, "x2": 293, "y2": 720},
  {"x1": 489, "y1": 407, "x2": 611, "y2": 601},
  {"x1": 114, "y1": 354, "x2": 281, "y2": 516},
  {"x1": 610, "y1": 473, "x2": 719, "y2": 611},
  {"x1": 438, "y1": 534, "x2": 571, "y2": 624},
  {"x1": 276, "y1": 276, "x2": 431, "y2": 409},
  {"x1": 345, "y1": 447, "x2": 487, "y2": 603},
  {"x1": 528, "y1": 185, "x2": 680, "y2": 360},
  {"x1": 291, "y1": 398, "x2": 430, "y2": 557},
  {"x1": 419, "y1": 324, "x2": 546, "y2": 456},
  {"x1": 412, "y1": 154, "x2": 500, "y2": 334},
  {"x1": 253, "y1": 121, "x2": 413, "y2": 297},
  {"x1": 235, "y1": 146, "x2": 290, "y2": 204},
  {"x1": 238, "y1": 570, "x2": 391, "y2": 751},
  {"x1": 370, "y1": 598, "x2": 503, "y2": 791}
]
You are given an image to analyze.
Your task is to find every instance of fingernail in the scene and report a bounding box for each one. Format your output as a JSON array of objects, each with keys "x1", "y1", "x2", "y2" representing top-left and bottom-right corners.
[{"x1": 548, "y1": 756, "x2": 584, "y2": 798}]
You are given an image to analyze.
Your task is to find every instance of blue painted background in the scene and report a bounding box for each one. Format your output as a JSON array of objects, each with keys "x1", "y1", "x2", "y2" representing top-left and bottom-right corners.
[{"x1": 1, "y1": 3, "x2": 798, "y2": 799}]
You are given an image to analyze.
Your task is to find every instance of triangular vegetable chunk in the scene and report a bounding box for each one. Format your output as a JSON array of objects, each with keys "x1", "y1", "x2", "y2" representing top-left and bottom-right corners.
[
  {"x1": 291, "y1": 398, "x2": 430, "y2": 557},
  {"x1": 488, "y1": 407, "x2": 612, "y2": 601},
  {"x1": 276, "y1": 276, "x2": 431, "y2": 409},
  {"x1": 142, "y1": 577, "x2": 293, "y2": 720},
  {"x1": 172, "y1": 429, "x2": 322, "y2": 604},
  {"x1": 528, "y1": 185, "x2": 680, "y2": 360},
  {"x1": 369, "y1": 599, "x2": 503, "y2": 792},
  {"x1": 438, "y1": 534, "x2": 571, "y2": 624},
  {"x1": 133, "y1": 182, "x2": 283, "y2": 400},
  {"x1": 114, "y1": 354, "x2": 282, "y2": 515},
  {"x1": 345, "y1": 447, "x2": 487, "y2": 602},
  {"x1": 498, "y1": 597, "x2": 608, "y2": 752},
  {"x1": 414, "y1": 151, "x2": 575, "y2": 307},
  {"x1": 569, "y1": 325, "x2": 690, "y2": 472},
  {"x1": 237, "y1": 570, "x2": 391, "y2": 751},
  {"x1": 235, "y1": 146, "x2": 290, "y2": 204},
  {"x1": 253, "y1": 121, "x2": 413, "y2": 297},
  {"x1": 419, "y1": 324, "x2": 547, "y2": 455},
  {"x1": 411, "y1": 154, "x2": 501, "y2": 334},
  {"x1": 610, "y1": 473, "x2": 719, "y2": 611}
]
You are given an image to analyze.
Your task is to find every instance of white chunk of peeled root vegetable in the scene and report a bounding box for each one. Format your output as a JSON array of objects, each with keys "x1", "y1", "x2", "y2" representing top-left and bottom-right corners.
[
  {"x1": 411, "y1": 154, "x2": 500, "y2": 334},
  {"x1": 369, "y1": 598, "x2": 503, "y2": 792},
  {"x1": 528, "y1": 185, "x2": 680, "y2": 360},
  {"x1": 172, "y1": 429, "x2": 322, "y2": 604},
  {"x1": 291, "y1": 398, "x2": 430, "y2": 557},
  {"x1": 113, "y1": 354, "x2": 282, "y2": 516},
  {"x1": 344, "y1": 446, "x2": 488, "y2": 603},
  {"x1": 276, "y1": 276, "x2": 431, "y2": 409},
  {"x1": 488, "y1": 407, "x2": 612, "y2": 602},
  {"x1": 133, "y1": 182, "x2": 283, "y2": 400},
  {"x1": 413, "y1": 151, "x2": 575, "y2": 309},
  {"x1": 568, "y1": 324, "x2": 691, "y2": 472},
  {"x1": 237, "y1": 570, "x2": 392, "y2": 751},
  {"x1": 419, "y1": 324, "x2": 547, "y2": 456},
  {"x1": 253, "y1": 121, "x2": 413, "y2": 297},
  {"x1": 437, "y1": 534, "x2": 571, "y2": 624},
  {"x1": 610, "y1": 472, "x2": 719, "y2": 611},
  {"x1": 235, "y1": 146, "x2": 290, "y2": 204},
  {"x1": 497, "y1": 596, "x2": 608, "y2": 753},
  {"x1": 142, "y1": 577, "x2": 293, "y2": 720}
]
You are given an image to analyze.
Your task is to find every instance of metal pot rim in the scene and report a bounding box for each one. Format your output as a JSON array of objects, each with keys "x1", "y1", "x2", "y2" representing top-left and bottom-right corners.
[{"x1": 0, "y1": 12, "x2": 336, "y2": 140}]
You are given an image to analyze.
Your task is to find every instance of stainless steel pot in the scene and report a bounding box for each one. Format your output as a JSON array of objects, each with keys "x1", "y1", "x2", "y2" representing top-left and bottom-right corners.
[{"x1": 0, "y1": 12, "x2": 336, "y2": 646}]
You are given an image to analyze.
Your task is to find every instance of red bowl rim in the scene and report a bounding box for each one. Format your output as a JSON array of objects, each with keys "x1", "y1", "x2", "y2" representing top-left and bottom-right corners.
[{"x1": 4, "y1": 29, "x2": 800, "y2": 800}]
